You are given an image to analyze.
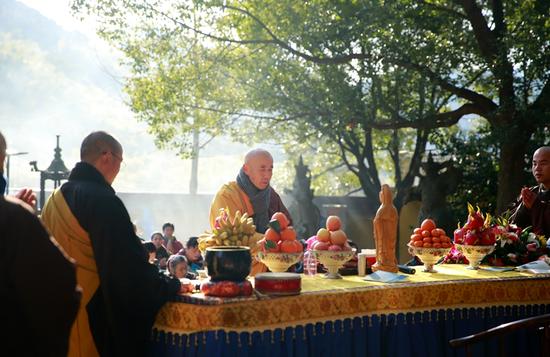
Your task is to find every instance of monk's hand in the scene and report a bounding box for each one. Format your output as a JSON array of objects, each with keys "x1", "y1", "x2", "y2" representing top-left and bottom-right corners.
[
  {"x1": 15, "y1": 188, "x2": 37, "y2": 209},
  {"x1": 521, "y1": 187, "x2": 536, "y2": 209}
]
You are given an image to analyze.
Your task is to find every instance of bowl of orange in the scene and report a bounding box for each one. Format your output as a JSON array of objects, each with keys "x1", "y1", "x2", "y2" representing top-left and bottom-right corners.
[{"x1": 255, "y1": 212, "x2": 304, "y2": 273}]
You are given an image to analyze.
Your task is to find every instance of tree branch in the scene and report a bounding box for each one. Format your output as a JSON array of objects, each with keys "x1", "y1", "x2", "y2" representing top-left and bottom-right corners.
[
  {"x1": 371, "y1": 103, "x2": 485, "y2": 130},
  {"x1": 421, "y1": 1, "x2": 468, "y2": 19},
  {"x1": 457, "y1": 0, "x2": 498, "y2": 63},
  {"x1": 392, "y1": 58, "x2": 497, "y2": 113}
]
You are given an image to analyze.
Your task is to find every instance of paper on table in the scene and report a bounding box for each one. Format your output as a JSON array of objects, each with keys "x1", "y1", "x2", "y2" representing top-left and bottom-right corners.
[
  {"x1": 515, "y1": 260, "x2": 550, "y2": 274},
  {"x1": 363, "y1": 270, "x2": 408, "y2": 283},
  {"x1": 480, "y1": 266, "x2": 516, "y2": 272}
]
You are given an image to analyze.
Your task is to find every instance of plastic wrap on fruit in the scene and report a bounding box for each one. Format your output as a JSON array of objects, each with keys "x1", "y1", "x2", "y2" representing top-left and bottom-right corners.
[
  {"x1": 179, "y1": 278, "x2": 195, "y2": 294},
  {"x1": 200, "y1": 280, "x2": 253, "y2": 297}
]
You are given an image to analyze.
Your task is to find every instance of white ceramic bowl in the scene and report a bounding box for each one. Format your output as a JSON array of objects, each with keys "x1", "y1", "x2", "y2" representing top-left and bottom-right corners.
[
  {"x1": 407, "y1": 243, "x2": 451, "y2": 273},
  {"x1": 311, "y1": 248, "x2": 356, "y2": 279},
  {"x1": 256, "y1": 251, "x2": 303, "y2": 273},
  {"x1": 454, "y1": 243, "x2": 495, "y2": 269}
]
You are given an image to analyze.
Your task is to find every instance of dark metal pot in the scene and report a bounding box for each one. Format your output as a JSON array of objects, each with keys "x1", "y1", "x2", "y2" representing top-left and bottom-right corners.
[{"x1": 205, "y1": 246, "x2": 251, "y2": 282}]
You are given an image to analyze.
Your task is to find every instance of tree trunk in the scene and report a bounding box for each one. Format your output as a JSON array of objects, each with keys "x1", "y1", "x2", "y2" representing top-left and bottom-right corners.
[{"x1": 496, "y1": 128, "x2": 532, "y2": 213}]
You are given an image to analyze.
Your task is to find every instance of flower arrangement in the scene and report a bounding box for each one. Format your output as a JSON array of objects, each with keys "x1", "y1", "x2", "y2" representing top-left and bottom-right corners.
[{"x1": 483, "y1": 215, "x2": 549, "y2": 266}]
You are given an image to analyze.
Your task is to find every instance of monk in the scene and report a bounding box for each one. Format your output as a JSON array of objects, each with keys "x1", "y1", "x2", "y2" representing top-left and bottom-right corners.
[
  {"x1": 372, "y1": 184, "x2": 399, "y2": 273},
  {"x1": 1, "y1": 131, "x2": 80, "y2": 356},
  {"x1": 210, "y1": 148, "x2": 292, "y2": 275},
  {"x1": 41, "y1": 131, "x2": 182, "y2": 357},
  {"x1": 509, "y1": 146, "x2": 550, "y2": 237}
]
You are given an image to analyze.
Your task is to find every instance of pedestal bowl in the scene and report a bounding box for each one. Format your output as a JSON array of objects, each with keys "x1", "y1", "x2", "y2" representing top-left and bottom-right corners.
[
  {"x1": 407, "y1": 243, "x2": 451, "y2": 273},
  {"x1": 256, "y1": 251, "x2": 303, "y2": 273},
  {"x1": 454, "y1": 244, "x2": 495, "y2": 270},
  {"x1": 311, "y1": 249, "x2": 356, "y2": 279}
]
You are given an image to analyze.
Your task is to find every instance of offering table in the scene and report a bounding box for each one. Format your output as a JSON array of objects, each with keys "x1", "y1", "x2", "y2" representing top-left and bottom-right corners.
[{"x1": 151, "y1": 265, "x2": 550, "y2": 356}]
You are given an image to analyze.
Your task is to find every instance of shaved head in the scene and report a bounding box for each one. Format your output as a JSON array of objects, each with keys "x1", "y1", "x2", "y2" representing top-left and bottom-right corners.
[
  {"x1": 243, "y1": 148, "x2": 273, "y2": 190},
  {"x1": 244, "y1": 148, "x2": 273, "y2": 165},
  {"x1": 80, "y1": 131, "x2": 124, "y2": 185},
  {"x1": 533, "y1": 146, "x2": 550, "y2": 188},
  {"x1": 534, "y1": 146, "x2": 550, "y2": 156}
]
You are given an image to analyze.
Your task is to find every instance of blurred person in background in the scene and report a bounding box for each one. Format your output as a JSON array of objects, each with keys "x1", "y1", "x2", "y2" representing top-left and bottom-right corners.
[
  {"x1": 162, "y1": 222, "x2": 183, "y2": 254},
  {"x1": 1, "y1": 131, "x2": 80, "y2": 356},
  {"x1": 177, "y1": 236, "x2": 203, "y2": 275}
]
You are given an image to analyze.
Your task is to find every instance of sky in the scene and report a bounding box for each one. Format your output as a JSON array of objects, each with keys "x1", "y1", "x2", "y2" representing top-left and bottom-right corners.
[{"x1": 3, "y1": 0, "x2": 281, "y2": 195}]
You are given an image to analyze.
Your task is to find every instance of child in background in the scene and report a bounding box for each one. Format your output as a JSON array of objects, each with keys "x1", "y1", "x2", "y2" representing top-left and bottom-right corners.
[
  {"x1": 166, "y1": 255, "x2": 195, "y2": 293},
  {"x1": 167, "y1": 255, "x2": 197, "y2": 280},
  {"x1": 177, "y1": 237, "x2": 204, "y2": 275},
  {"x1": 151, "y1": 232, "x2": 170, "y2": 269}
]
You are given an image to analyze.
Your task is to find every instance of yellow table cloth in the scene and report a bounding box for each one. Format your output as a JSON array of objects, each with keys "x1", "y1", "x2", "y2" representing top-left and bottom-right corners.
[{"x1": 154, "y1": 265, "x2": 550, "y2": 335}]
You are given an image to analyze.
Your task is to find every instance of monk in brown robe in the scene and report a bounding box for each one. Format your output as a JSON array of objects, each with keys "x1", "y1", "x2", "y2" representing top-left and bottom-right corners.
[{"x1": 510, "y1": 146, "x2": 550, "y2": 237}]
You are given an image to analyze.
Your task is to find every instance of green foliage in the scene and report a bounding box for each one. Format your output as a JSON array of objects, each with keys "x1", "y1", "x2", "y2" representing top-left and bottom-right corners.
[
  {"x1": 430, "y1": 121, "x2": 499, "y2": 220},
  {"x1": 72, "y1": 0, "x2": 549, "y2": 208}
]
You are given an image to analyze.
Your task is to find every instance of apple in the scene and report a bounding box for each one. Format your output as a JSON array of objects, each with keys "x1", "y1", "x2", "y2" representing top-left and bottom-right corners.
[
  {"x1": 316, "y1": 228, "x2": 330, "y2": 242},
  {"x1": 328, "y1": 244, "x2": 342, "y2": 251},
  {"x1": 329, "y1": 230, "x2": 348, "y2": 246},
  {"x1": 306, "y1": 235, "x2": 318, "y2": 250},
  {"x1": 313, "y1": 240, "x2": 330, "y2": 250}
]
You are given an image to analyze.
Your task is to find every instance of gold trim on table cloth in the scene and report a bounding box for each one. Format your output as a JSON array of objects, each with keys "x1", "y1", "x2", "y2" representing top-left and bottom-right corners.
[{"x1": 154, "y1": 265, "x2": 550, "y2": 334}]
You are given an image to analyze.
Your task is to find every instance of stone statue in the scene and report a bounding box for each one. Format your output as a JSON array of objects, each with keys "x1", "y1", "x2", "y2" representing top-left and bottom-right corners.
[
  {"x1": 286, "y1": 156, "x2": 321, "y2": 238},
  {"x1": 372, "y1": 184, "x2": 399, "y2": 273}
]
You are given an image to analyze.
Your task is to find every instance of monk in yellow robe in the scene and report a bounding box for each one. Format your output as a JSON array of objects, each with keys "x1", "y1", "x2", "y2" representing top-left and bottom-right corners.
[
  {"x1": 42, "y1": 131, "x2": 181, "y2": 357},
  {"x1": 210, "y1": 148, "x2": 292, "y2": 275}
]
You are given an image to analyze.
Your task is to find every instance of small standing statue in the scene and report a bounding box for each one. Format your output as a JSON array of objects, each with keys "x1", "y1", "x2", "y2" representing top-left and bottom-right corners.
[{"x1": 372, "y1": 184, "x2": 399, "y2": 273}]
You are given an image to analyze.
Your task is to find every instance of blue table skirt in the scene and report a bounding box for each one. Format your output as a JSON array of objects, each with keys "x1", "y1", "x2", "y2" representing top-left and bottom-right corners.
[{"x1": 150, "y1": 303, "x2": 549, "y2": 356}]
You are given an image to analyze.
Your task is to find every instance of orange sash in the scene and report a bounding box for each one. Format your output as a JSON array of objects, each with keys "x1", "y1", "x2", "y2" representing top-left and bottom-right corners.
[{"x1": 41, "y1": 189, "x2": 100, "y2": 357}]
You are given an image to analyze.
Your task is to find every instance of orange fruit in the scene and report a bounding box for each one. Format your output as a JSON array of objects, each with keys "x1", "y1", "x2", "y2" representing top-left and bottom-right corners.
[
  {"x1": 329, "y1": 229, "x2": 347, "y2": 246},
  {"x1": 279, "y1": 240, "x2": 302, "y2": 253},
  {"x1": 420, "y1": 219, "x2": 436, "y2": 232},
  {"x1": 411, "y1": 234, "x2": 423, "y2": 242},
  {"x1": 326, "y1": 216, "x2": 342, "y2": 231},
  {"x1": 271, "y1": 212, "x2": 290, "y2": 230},
  {"x1": 413, "y1": 241, "x2": 424, "y2": 247},
  {"x1": 413, "y1": 228, "x2": 422, "y2": 234},
  {"x1": 421, "y1": 230, "x2": 431, "y2": 238},
  {"x1": 435, "y1": 228, "x2": 446, "y2": 236},
  {"x1": 280, "y1": 226, "x2": 297, "y2": 241},
  {"x1": 258, "y1": 238, "x2": 279, "y2": 253},
  {"x1": 431, "y1": 229, "x2": 440, "y2": 237},
  {"x1": 422, "y1": 237, "x2": 432, "y2": 243},
  {"x1": 264, "y1": 228, "x2": 280, "y2": 242},
  {"x1": 423, "y1": 242, "x2": 432, "y2": 248}
]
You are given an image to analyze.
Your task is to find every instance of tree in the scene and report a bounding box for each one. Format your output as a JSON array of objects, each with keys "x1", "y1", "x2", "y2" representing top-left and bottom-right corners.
[
  {"x1": 72, "y1": 0, "x2": 455, "y2": 213},
  {"x1": 73, "y1": 0, "x2": 549, "y2": 212}
]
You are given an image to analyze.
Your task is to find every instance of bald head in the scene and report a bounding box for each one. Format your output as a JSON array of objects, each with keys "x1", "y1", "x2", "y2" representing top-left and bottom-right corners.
[
  {"x1": 243, "y1": 148, "x2": 273, "y2": 190},
  {"x1": 0, "y1": 131, "x2": 6, "y2": 174},
  {"x1": 533, "y1": 146, "x2": 550, "y2": 188},
  {"x1": 244, "y1": 148, "x2": 273, "y2": 165},
  {"x1": 81, "y1": 131, "x2": 122, "y2": 162},
  {"x1": 80, "y1": 131, "x2": 123, "y2": 185}
]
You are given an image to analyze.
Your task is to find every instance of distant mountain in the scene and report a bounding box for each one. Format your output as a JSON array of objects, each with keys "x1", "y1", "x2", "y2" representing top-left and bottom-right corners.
[
  {"x1": 0, "y1": 0, "x2": 120, "y2": 93},
  {"x1": 0, "y1": 0, "x2": 284, "y2": 196}
]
